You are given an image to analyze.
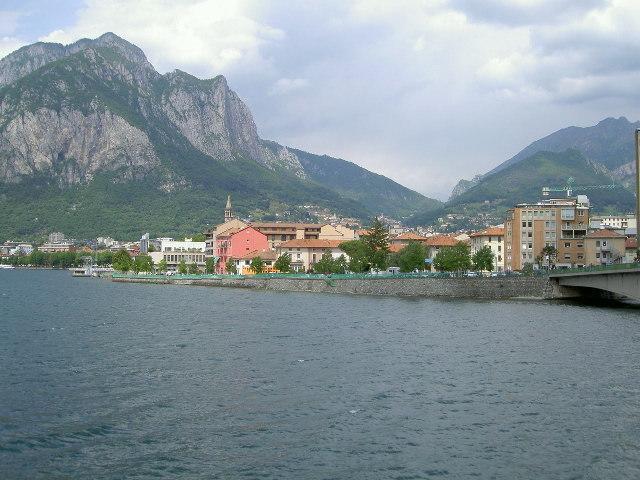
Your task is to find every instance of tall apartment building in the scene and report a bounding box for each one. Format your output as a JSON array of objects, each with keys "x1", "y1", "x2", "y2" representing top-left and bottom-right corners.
[{"x1": 505, "y1": 196, "x2": 590, "y2": 271}]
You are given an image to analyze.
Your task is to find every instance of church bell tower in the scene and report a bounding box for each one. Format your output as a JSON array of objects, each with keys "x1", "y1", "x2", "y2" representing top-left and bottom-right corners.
[{"x1": 224, "y1": 194, "x2": 234, "y2": 222}]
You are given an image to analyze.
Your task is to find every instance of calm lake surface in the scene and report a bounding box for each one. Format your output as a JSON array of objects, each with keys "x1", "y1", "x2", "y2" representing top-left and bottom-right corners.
[{"x1": 1, "y1": 269, "x2": 639, "y2": 479}]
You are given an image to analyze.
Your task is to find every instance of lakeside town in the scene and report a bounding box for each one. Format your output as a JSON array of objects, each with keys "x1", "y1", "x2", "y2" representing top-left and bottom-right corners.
[{"x1": 1, "y1": 193, "x2": 638, "y2": 275}]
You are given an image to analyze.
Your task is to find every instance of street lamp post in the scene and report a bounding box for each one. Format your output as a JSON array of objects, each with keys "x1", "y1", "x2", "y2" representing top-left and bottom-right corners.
[{"x1": 636, "y1": 129, "x2": 640, "y2": 261}]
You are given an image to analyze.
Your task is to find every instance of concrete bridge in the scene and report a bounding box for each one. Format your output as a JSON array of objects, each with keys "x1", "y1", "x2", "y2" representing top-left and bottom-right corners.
[{"x1": 549, "y1": 265, "x2": 640, "y2": 301}]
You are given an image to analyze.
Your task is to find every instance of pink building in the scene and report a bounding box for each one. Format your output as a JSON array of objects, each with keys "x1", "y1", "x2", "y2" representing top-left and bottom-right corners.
[{"x1": 215, "y1": 226, "x2": 270, "y2": 273}]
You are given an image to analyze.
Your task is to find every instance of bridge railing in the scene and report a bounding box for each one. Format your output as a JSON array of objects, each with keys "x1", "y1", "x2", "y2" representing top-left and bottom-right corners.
[{"x1": 549, "y1": 262, "x2": 640, "y2": 276}]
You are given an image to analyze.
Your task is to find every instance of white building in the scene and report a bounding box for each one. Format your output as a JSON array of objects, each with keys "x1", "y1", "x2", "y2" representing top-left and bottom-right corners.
[
  {"x1": 97, "y1": 236, "x2": 117, "y2": 248},
  {"x1": 149, "y1": 238, "x2": 206, "y2": 272},
  {"x1": 48, "y1": 232, "x2": 66, "y2": 244},
  {"x1": 469, "y1": 226, "x2": 505, "y2": 272}
]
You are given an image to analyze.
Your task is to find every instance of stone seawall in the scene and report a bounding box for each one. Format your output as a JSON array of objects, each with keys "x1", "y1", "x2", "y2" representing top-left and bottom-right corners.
[{"x1": 112, "y1": 275, "x2": 552, "y2": 300}]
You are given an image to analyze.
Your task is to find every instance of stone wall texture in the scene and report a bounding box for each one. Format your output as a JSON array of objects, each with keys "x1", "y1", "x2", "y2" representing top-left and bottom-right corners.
[{"x1": 112, "y1": 275, "x2": 553, "y2": 300}]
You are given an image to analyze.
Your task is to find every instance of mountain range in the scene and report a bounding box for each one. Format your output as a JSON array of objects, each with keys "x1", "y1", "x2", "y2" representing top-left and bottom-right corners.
[
  {"x1": 407, "y1": 117, "x2": 638, "y2": 228},
  {"x1": 0, "y1": 33, "x2": 441, "y2": 240}
]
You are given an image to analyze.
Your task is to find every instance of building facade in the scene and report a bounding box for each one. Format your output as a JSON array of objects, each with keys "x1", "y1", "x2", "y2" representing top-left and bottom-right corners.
[
  {"x1": 469, "y1": 227, "x2": 505, "y2": 271},
  {"x1": 505, "y1": 196, "x2": 590, "y2": 271},
  {"x1": 251, "y1": 222, "x2": 322, "y2": 249},
  {"x1": 425, "y1": 235, "x2": 459, "y2": 269},
  {"x1": 234, "y1": 249, "x2": 278, "y2": 274},
  {"x1": 215, "y1": 226, "x2": 269, "y2": 273},
  {"x1": 276, "y1": 239, "x2": 347, "y2": 272},
  {"x1": 584, "y1": 229, "x2": 626, "y2": 266},
  {"x1": 149, "y1": 238, "x2": 207, "y2": 272},
  {"x1": 318, "y1": 224, "x2": 356, "y2": 242}
]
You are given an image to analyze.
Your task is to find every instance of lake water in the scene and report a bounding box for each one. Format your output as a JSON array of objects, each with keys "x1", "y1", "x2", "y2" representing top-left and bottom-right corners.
[{"x1": 1, "y1": 269, "x2": 639, "y2": 479}]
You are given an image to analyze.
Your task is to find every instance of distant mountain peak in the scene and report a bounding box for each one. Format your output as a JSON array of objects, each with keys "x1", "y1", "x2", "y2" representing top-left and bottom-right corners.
[{"x1": 0, "y1": 32, "x2": 439, "y2": 239}]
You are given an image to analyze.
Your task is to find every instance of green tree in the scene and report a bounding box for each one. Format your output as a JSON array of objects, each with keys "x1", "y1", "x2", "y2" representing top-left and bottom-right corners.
[
  {"x1": 541, "y1": 245, "x2": 557, "y2": 268},
  {"x1": 226, "y1": 257, "x2": 237, "y2": 274},
  {"x1": 339, "y1": 240, "x2": 371, "y2": 272},
  {"x1": 472, "y1": 245, "x2": 494, "y2": 272},
  {"x1": 133, "y1": 254, "x2": 153, "y2": 273},
  {"x1": 362, "y1": 217, "x2": 390, "y2": 270},
  {"x1": 157, "y1": 258, "x2": 168, "y2": 273},
  {"x1": 30, "y1": 249, "x2": 47, "y2": 266},
  {"x1": 96, "y1": 251, "x2": 113, "y2": 266},
  {"x1": 250, "y1": 256, "x2": 264, "y2": 274},
  {"x1": 433, "y1": 242, "x2": 472, "y2": 272},
  {"x1": 313, "y1": 251, "x2": 336, "y2": 274},
  {"x1": 205, "y1": 257, "x2": 217, "y2": 274},
  {"x1": 334, "y1": 254, "x2": 348, "y2": 274},
  {"x1": 188, "y1": 262, "x2": 200, "y2": 274},
  {"x1": 521, "y1": 262, "x2": 534, "y2": 276},
  {"x1": 113, "y1": 249, "x2": 132, "y2": 272},
  {"x1": 178, "y1": 259, "x2": 188, "y2": 274},
  {"x1": 274, "y1": 253, "x2": 292, "y2": 273},
  {"x1": 191, "y1": 233, "x2": 206, "y2": 242},
  {"x1": 397, "y1": 242, "x2": 427, "y2": 272}
]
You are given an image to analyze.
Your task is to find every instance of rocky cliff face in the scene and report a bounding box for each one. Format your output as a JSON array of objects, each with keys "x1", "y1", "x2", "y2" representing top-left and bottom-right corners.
[
  {"x1": 0, "y1": 106, "x2": 159, "y2": 184},
  {"x1": 0, "y1": 33, "x2": 310, "y2": 185},
  {"x1": 0, "y1": 33, "x2": 438, "y2": 240}
]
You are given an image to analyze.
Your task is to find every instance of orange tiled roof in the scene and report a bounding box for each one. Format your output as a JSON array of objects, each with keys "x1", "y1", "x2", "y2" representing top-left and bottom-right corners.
[
  {"x1": 586, "y1": 229, "x2": 625, "y2": 239},
  {"x1": 389, "y1": 243, "x2": 405, "y2": 253},
  {"x1": 236, "y1": 249, "x2": 278, "y2": 261},
  {"x1": 470, "y1": 227, "x2": 505, "y2": 238},
  {"x1": 425, "y1": 235, "x2": 458, "y2": 247},
  {"x1": 278, "y1": 239, "x2": 345, "y2": 249},
  {"x1": 625, "y1": 237, "x2": 637, "y2": 249}
]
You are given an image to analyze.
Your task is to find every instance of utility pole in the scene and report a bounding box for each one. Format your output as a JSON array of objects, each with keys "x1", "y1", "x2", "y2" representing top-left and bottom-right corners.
[{"x1": 636, "y1": 129, "x2": 640, "y2": 261}]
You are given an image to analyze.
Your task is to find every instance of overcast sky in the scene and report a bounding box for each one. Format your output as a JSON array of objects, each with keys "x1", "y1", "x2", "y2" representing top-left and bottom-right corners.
[{"x1": 1, "y1": 0, "x2": 639, "y2": 199}]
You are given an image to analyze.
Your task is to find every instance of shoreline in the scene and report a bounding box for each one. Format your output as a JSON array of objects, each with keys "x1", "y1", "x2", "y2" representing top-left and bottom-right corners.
[{"x1": 110, "y1": 273, "x2": 553, "y2": 300}]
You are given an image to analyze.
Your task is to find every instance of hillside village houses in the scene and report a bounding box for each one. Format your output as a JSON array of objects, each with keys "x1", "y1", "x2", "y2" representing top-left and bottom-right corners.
[{"x1": 3, "y1": 190, "x2": 640, "y2": 272}]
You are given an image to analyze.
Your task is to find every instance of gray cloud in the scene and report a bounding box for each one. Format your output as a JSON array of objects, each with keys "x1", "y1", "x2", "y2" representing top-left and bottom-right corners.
[{"x1": 6, "y1": 0, "x2": 640, "y2": 200}]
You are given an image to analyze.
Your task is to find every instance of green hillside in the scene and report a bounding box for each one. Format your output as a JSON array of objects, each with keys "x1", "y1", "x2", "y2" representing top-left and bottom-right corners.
[
  {"x1": 289, "y1": 146, "x2": 442, "y2": 218},
  {"x1": 407, "y1": 150, "x2": 634, "y2": 228},
  {"x1": 0, "y1": 34, "x2": 439, "y2": 240}
]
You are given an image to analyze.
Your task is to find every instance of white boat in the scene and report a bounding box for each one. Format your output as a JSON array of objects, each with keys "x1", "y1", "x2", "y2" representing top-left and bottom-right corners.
[{"x1": 0, "y1": 264, "x2": 15, "y2": 269}]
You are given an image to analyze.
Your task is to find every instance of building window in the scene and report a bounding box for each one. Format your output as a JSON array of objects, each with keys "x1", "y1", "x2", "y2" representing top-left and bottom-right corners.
[
  {"x1": 564, "y1": 254, "x2": 571, "y2": 260},
  {"x1": 596, "y1": 253, "x2": 600, "y2": 258},
  {"x1": 596, "y1": 241, "x2": 600, "y2": 247},
  {"x1": 564, "y1": 242, "x2": 571, "y2": 248},
  {"x1": 602, "y1": 241, "x2": 607, "y2": 247}
]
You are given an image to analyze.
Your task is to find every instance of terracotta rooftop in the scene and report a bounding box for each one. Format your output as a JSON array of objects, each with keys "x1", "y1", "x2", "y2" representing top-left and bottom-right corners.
[
  {"x1": 625, "y1": 237, "x2": 637, "y2": 249},
  {"x1": 236, "y1": 249, "x2": 278, "y2": 261},
  {"x1": 389, "y1": 243, "x2": 405, "y2": 253},
  {"x1": 425, "y1": 235, "x2": 458, "y2": 247},
  {"x1": 278, "y1": 239, "x2": 345, "y2": 249},
  {"x1": 470, "y1": 227, "x2": 505, "y2": 238},
  {"x1": 586, "y1": 229, "x2": 625, "y2": 239}
]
